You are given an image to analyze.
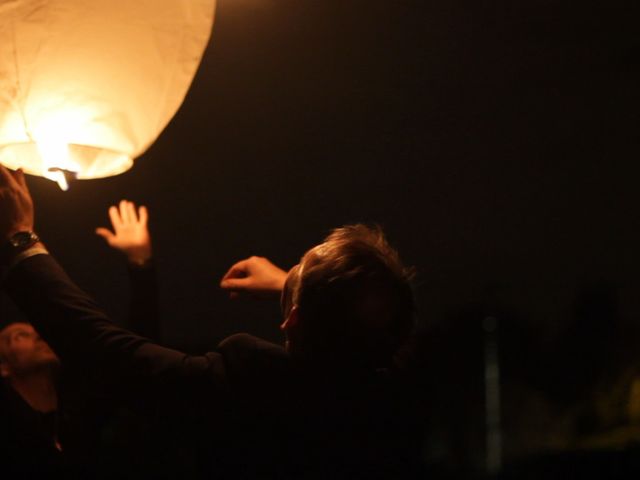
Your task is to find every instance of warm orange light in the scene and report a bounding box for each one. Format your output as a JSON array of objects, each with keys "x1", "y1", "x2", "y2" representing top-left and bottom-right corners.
[
  {"x1": 36, "y1": 139, "x2": 74, "y2": 191},
  {"x1": 0, "y1": 0, "x2": 216, "y2": 189}
]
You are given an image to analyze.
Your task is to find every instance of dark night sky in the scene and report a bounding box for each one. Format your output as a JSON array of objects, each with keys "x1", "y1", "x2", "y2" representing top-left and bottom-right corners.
[{"x1": 24, "y1": 1, "x2": 640, "y2": 351}]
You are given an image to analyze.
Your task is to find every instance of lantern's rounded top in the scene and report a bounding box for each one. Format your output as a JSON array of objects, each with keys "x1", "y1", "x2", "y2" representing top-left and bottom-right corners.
[{"x1": 0, "y1": 0, "x2": 216, "y2": 189}]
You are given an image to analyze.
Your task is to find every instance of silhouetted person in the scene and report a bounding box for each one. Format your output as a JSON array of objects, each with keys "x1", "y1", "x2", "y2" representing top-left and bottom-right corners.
[{"x1": 0, "y1": 198, "x2": 159, "y2": 477}]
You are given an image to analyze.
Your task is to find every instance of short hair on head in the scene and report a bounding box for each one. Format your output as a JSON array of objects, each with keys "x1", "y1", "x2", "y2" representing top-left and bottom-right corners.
[{"x1": 292, "y1": 224, "x2": 415, "y2": 368}]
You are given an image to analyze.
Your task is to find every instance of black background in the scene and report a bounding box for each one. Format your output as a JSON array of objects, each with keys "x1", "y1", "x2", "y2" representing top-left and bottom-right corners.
[{"x1": 25, "y1": 0, "x2": 640, "y2": 356}]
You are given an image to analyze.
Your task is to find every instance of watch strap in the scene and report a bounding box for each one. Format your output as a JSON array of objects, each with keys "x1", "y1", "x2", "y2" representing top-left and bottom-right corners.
[{"x1": 0, "y1": 231, "x2": 42, "y2": 266}]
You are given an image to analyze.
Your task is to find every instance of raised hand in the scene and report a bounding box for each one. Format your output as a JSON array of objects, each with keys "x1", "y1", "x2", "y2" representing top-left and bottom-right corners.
[
  {"x1": 0, "y1": 166, "x2": 34, "y2": 241},
  {"x1": 96, "y1": 200, "x2": 152, "y2": 266},
  {"x1": 220, "y1": 256, "x2": 287, "y2": 299}
]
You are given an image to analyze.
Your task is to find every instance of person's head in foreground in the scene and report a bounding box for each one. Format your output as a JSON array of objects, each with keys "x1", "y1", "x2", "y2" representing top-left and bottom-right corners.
[
  {"x1": 280, "y1": 224, "x2": 415, "y2": 370},
  {"x1": 0, "y1": 321, "x2": 59, "y2": 381}
]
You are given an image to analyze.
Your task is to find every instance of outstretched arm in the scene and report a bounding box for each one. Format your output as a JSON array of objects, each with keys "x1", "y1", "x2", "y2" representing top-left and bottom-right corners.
[
  {"x1": 97, "y1": 200, "x2": 159, "y2": 339},
  {"x1": 220, "y1": 256, "x2": 287, "y2": 299},
  {"x1": 0, "y1": 166, "x2": 221, "y2": 390}
]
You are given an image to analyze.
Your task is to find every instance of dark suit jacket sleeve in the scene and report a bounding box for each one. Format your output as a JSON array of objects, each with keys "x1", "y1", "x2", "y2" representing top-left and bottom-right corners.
[
  {"x1": 127, "y1": 263, "x2": 160, "y2": 341},
  {"x1": 5, "y1": 254, "x2": 227, "y2": 391}
]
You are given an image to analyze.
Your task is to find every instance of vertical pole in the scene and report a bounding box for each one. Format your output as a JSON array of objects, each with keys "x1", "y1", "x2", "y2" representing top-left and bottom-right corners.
[{"x1": 483, "y1": 316, "x2": 502, "y2": 476}]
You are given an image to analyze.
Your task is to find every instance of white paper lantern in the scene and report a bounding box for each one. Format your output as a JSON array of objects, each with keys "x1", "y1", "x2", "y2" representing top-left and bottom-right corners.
[{"x1": 0, "y1": 0, "x2": 216, "y2": 189}]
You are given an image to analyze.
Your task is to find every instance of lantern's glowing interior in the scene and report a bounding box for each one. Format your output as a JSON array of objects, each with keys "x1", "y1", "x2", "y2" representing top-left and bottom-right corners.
[
  {"x1": 1, "y1": 108, "x2": 132, "y2": 189},
  {"x1": 1, "y1": 143, "x2": 132, "y2": 191}
]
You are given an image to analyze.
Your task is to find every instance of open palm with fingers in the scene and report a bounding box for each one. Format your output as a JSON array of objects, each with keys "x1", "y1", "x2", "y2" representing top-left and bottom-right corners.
[{"x1": 96, "y1": 200, "x2": 152, "y2": 266}]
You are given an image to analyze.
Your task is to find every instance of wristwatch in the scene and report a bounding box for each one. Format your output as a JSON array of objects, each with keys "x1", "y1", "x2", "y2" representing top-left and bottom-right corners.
[
  {"x1": 0, "y1": 230, "x2": 41, "y2": 265},
  {"x1": 8, "y1": 231, "x2": 40, "y2": 249}
]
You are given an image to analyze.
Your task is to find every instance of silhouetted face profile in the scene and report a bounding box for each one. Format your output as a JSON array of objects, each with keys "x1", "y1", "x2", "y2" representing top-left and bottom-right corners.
[{"x1": 0, "y1": 322, "x2": 59, "y2": 379}]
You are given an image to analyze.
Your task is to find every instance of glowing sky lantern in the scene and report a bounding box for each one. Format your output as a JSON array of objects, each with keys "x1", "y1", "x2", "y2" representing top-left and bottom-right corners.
[{"x1": 0, "y1": 0, "x2": 216, "y2": 190}]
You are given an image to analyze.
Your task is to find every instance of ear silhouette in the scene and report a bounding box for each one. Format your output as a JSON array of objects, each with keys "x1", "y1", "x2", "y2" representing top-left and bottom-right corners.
[{"x1": 280, "y1": 305, "x2": 299, "y2": 331}]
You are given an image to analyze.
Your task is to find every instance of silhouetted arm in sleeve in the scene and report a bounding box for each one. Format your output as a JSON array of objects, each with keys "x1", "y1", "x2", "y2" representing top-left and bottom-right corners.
[
  {"x1": 0, "y1": 166, "x2": 225, "y2": 396},
  {"x1": 96, "y1": 200, "x2": 160, "y2": 340},
  {"x1": 6, "y1": 253, "x2": 226, "y2": 392},
  {"x1": 126, "y1": 262, "x2": 160, "y2": 340}
]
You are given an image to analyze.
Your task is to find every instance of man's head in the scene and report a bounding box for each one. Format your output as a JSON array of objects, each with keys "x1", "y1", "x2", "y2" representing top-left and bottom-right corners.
[
  {"x1": 0, "y1": 322, "x2": 59, "y2": 380},
  {"x1": 281, "y1": 224, "x2": 414, "y2": 369}
]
